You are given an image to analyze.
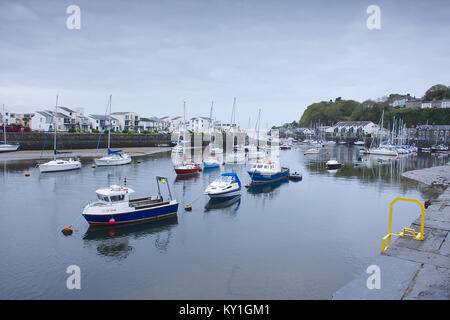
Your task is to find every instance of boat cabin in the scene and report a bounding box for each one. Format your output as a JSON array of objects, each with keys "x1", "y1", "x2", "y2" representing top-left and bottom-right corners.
[{"x1": 95, "y1": 185, "x2": 135, "y2": 203}]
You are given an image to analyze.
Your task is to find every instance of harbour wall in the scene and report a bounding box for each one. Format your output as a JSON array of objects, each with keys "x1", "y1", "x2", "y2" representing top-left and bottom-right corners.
[{"x1": 4, "y1": 132, "x2": 175, "y2": 151}]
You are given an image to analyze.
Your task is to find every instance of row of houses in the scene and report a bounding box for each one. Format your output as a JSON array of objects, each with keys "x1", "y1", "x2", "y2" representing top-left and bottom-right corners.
[
  {"x1": 391, "y1": 97, "x2": 450, "y2": 109},
  {"x1": 1, "y1": 106, "x2": 241, "y2": 133}
]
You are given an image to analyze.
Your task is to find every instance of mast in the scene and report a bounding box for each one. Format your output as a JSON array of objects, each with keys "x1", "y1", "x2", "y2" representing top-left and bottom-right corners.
[
  {"x1": 108, "y1": 94, "x2": 112, "y2": 150},
  {"x1": 2, "y1": 104, "x2": 6, "y2": 145},
  {"x1": 54, "y1": 95, "x2": 58, "y2": 159}
]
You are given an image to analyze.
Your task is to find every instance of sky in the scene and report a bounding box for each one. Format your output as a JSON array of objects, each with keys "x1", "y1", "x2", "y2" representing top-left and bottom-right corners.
[{"x1": 1, "y1": 0, "x2": 449, "y2": 128}]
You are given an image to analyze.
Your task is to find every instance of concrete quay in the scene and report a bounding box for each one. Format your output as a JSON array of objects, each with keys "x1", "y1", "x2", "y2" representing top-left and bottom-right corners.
[{"x1": 333, "y1": 164, "x2": 450, "y2": 300}]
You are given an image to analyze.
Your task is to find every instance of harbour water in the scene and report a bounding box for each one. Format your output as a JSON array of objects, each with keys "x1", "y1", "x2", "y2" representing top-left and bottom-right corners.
[{"x1": 0, "y1": 145, "x2": 447, "y2": 299}]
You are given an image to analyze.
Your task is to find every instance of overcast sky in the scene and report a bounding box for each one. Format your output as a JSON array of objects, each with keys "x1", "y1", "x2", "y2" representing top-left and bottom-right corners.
[{"x1": 1, "y1": 0, "x2": 449, "y2": 127}]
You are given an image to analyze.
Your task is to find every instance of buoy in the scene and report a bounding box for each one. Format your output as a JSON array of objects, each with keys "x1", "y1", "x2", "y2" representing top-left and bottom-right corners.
[
  {"x1": 108, "y1": 229, "x2": 115, "y2": 237},
  {"x1": 109, "y1": 218, "x2": 115, "y2": 225},
  {"x1": 199, "y1": 168, "x2": 202, "y2": 172},
  {"x1": 326, "y1": 152, "x2": 328, "y2": 155},
  {"x1": 222, "y1": 162, "x2": 225, "y2": 165},
  {"x1": 137, "y1": 160, "x2": 141, "y2": 163},
  {"x1": 24, "y1": 172, "x2": 30, "y2": 177},
  {"x1": 185, "y1": 205, "x2": 192, "y2": 211},
  {"x1": 61, "y1": 226, "x2": 73, "y2": 236},
  {"x1": 92, "y1": 164, "x2": 96, "y2": 168},
  {"x1": 244, "y1": 184, "x2": 250, "y2": 188}
]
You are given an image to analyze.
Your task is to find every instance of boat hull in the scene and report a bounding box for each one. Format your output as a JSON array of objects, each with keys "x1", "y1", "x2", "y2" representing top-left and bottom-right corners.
[
  {"x1": 206, "y1": 188, "x2": 241, "y2": 200},
  {"x1": 94, "y1": 155, "x2": 131, "y2": 166},
  {"x1": 174, "y1": 167, "x2": 200, "y2": 175},
  {"x1": 83, "y1": 202, "x2": 179, "y2": 226},
  {"x1": 0, "y1": 144, "x2": 20, "y2": 152},
  {"x1": 248, "y1": 168, "x2": 289, "y2": 184},
  {"x1": 39, "y1": 161, "x2": 82, "y2": 173}
]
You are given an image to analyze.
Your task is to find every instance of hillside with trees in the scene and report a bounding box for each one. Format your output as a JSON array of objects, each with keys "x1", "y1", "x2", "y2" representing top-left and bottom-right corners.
[{"x1": 297, "y1": 84, "x2": 450, "y2": 127}]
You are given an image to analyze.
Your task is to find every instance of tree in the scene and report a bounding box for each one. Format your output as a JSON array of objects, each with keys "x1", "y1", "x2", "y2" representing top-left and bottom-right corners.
[{"x1": 423, "y1": 84, "x2": 450, "y2": 101}]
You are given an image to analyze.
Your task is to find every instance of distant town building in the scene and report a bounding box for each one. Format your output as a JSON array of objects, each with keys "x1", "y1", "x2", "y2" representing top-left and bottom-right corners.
[
  {"x1": 326, "y1": 121, "x2": 382, "y2": 137},
  {"x1": 111, "y1": 112, "x2": 140, "y2": 132},
  {"x1": 87, "y1": 114, "x2": 120, "y2": 132},
  {"x1": 416, "y1": 125, "x2": 450, "y2": 144},
  {"x1": 31, "y1": 111, "x2": 53, "y2": 131}
]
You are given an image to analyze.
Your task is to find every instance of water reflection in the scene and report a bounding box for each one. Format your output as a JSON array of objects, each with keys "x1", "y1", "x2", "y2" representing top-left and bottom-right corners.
[
  {"x1": 83, "y1": 217, "x2": 178, "y2": 260},
  {"x1": 204, "y1": 195, "x2": 241, "y2": 213},
  {"x1": 246, "y1": 179, "x2": 288, "y2": 195}
]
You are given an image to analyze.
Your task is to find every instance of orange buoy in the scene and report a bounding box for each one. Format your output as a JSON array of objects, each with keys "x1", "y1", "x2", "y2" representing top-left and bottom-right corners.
[
  {"x1": 24, "y1": 172, "x2": 30, "y2": 177},
  {"x1": 185, "y1": 205, "x2": 192, "y2": 211},
  {"x1": 109, "y1": 218, "x2": 115, "y2": 225},
  {"x1": 222, "y1": 162, "x2": 225, "y2": 165}
]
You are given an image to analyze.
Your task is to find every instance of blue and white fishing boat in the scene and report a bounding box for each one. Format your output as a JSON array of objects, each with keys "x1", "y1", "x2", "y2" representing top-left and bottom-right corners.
[
  {"x1": 247, "y1": 159, "x2": 289, "y2": 184},
  {"x1": 204, "y1": 172, "x2": 241, "y2": 200},
  {"x1": 82, "y1": 176, "x2": 178, "y2": 226}
]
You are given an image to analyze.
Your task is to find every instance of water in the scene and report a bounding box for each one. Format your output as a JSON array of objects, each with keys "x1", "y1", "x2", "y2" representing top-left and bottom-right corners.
[{"x1": 0, "y1": 146, "x2": 447, "y2": 299}]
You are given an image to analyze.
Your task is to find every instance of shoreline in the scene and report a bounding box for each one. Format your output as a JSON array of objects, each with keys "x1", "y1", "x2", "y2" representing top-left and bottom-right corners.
[
  {"x1": 0, "y1": 147, "x2": 172, "y2": 161},
  {"x1": 333, "y1": 164, "x2": 450, "y2": 300}
]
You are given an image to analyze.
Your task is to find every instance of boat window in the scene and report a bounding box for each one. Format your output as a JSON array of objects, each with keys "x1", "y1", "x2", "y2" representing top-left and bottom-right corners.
[
  {"x1": 110, "y1": 195, "x2": 125, "y2": 202},
  {"x1": 257, "y1": 165, "x2": 263, "y2": 168},
  {"x1": 264, "y1": 165, "x2": 268, "y2": 169},
  {"x1": 97, "y1": 195, "x2": 110, "y2": 202}
]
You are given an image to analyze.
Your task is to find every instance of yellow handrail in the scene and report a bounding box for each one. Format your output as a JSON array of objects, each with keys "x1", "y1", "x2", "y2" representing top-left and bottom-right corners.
[{"x1": 381, "y1": 198, "x2": 425, "y2": 253}]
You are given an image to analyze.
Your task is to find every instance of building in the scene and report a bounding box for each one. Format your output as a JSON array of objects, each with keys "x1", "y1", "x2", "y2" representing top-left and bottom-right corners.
[
  {"x1": 188, "y1": 116, "x2": 213, "y2": 133},
  {"x1": 405, "y1": 100, "x2": 422, "y2": 109},
  {"x1": 110, "y1": 112, "x2": 140, "y2": 132},
  {"x1": 88, "y1": 114, "x2": 120, "y2": 132},
  {"x1": 31, "y1": 111, "x2": 53, "y2": 131},
  {"x1": 139, "y1": 117, "x2": 166, "y2": 132},
  {"x1": 416, "y1": 125, "x2": 450, "y2": 144},
  {"x1": 326, "y1": 121, "x2": 381, "y2": 137}
]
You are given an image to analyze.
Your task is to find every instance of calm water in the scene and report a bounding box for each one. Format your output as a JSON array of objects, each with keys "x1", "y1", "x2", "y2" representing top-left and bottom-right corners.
[{"x1": 0, "y1": 146, "x2": 447, "y2": 299}]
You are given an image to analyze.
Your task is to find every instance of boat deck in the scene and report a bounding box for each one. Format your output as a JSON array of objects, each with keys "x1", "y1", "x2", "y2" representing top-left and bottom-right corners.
[{"x1": 129, "y1": 197, "x2": 169, "y2": 210}]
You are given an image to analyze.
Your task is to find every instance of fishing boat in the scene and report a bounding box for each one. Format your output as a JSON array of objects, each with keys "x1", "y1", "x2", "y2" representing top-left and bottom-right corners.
[
  {"x1": 326, "y1": 159, "x2": 343, "y2": 169},
  {"x1": 94, "y1": 95, "x2": 132, "y2": 166},
  {"x1": 247, "y1": 159, "x2": 289, "y2": 184},
  {"x1": 38, "y1": 96, "x2": 82, "y2": 173},
  {"x1": 1, "y1": 105, "x2": 20, "y2": 153},
  {"x1": 204, "y1": 172, "x2": 241, "y2": 200},
  {"x1": 82, "y1": 176, "x2": 178, "y2": 226}
]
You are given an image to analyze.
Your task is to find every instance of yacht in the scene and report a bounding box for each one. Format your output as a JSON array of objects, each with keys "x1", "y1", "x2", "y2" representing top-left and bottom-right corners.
[
  {"x1": 0, "y1": 104, "x2": 20, "y2": 152},
  {"x1": 204, "y1": 173, "x2": 241, "y2": 200}
]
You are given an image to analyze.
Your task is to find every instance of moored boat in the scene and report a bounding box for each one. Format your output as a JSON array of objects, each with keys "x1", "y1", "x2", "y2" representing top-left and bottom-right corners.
[
  {"x1": 325, "y1": 159, "x2": 343, "y2": 169},
  {"x1": 0, "y1": 104, "x2": 20, "y2": 153},
  {"x1": 204, "y1": 172, "x2": 241, "y2": 199},
  {"x1": 82, "y1": 176, "x2": 178, "y2": 226},
  {"x1": 174, "y1": 159, "x2": 201, "y2": 175},
  {"x1": 203, "y1": 156, "x2": 221, "y2": 168},
  {"x1": 248, "y1": 159, "x2": 289, "y2": 184}
]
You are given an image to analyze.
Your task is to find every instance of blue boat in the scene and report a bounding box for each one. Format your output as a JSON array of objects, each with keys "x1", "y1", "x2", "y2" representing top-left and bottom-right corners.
[
  {"x1": 82, "y1": 176, "x2": 178, "y2": 226},
  {"x1": 247, "y1": 160, "x2": 289, "y2": 184}
]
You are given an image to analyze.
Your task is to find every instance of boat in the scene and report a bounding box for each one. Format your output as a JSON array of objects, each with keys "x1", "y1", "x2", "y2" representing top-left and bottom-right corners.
[
  {"x1": 431, "y1": 144, "x2": 449, "y2": 153},
  {"x1": 203, "y1": 156, "x2": 221, "y2": 169},
  {"x1": 304, "y1": 147, "x2": 320, "y2": 155},
  {"x1": 38, "y1": 96, "x2": 82, "y2": 173},
  {"x1": 368, "y1": 146, "x2": 398, "y2": 156},
  {"x1": 82, "y1": 176, "x2": 178, "y2": 226},
  {"x1": 354, "y1": 156, "x2": 366, "y2": 166},
  {"x1": 0, "y1": 104, "x2": 20, "y2": 152},
  {"x1": 174, "y1": 159, "x2": 201, "y2": 175},
  {"x1": 204, "y1": 172, "x2": 241, "y2": 199},
  {"x1": 289, "y1": 171, "x2": 302, "y2": 181},
  {"x1": 338, "y1": 141, "x2": 347, "y2": 145},
  {"x1": 247, "y1": 159, "x2": 289, "y2": 184},
  {"x1": 354, "y1": 141, "x2": 365, "y2": 146},
  {"x1": 326, "y1": 159, "x2": 343, "y2": 169},
  {"x1": 94, "y1": 95, "x2": 132, "y2": 166},
  {"x1": 280, "y1": 144, "x2": 291, "y2": 150},
  {"x1": 326, "y1": 140, "x2": 336, "y2": 146}
]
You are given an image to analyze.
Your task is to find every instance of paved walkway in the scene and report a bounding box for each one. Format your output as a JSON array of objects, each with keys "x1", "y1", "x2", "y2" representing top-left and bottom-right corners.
[{"x1": 333, "y1": 164, "x2": 450, "y2": 300}]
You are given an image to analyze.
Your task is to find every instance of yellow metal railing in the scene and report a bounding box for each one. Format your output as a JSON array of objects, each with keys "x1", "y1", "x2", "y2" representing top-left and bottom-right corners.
[{"x1": 381, "y1": 198, "x2": 425, "y2": 253}]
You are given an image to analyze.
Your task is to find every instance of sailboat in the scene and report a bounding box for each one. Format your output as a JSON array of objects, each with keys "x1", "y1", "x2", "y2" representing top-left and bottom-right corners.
[
  {"x1": 204, "y1": 100, "x2": 222, "y2": 168},
  {"x1": 0, "y1": 104, "x2": 20, "y2": 152},
  {"x1": 38, "y1": 95, "x2": 82, "y2": 173},
  {"x1": 174, "y1": 101, "x2": 201, "y2": 175},
  {"x1": 94, "y1": 95, "x2": 132, "y2": 166},
  {"x1": 368, "y1": 110, "x2": 398, "y2": 156}
]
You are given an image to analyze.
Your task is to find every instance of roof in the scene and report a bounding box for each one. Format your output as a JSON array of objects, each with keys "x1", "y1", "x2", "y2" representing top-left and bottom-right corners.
[
  {"x1": 45, "y1": 111, "x2": 69, "y2": 118},
  {"x1": 333, "y1": 121, "x2": 373, "y2": 127},
  {"x1": 88, "y1": 114, "x2": 118, "y2": 121},
  {"x1": 417, "y1": 125, "x2": 450, "y2": 130},
  {"x1": 35, "y1": 111, "x2": 53, "y2": 119},
  {"x1": 58, "y1": 106, "x2": 75, "y2": 113}
]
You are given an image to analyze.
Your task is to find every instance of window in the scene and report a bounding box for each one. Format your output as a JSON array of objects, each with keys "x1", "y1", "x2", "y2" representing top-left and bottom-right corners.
[
  {"x1": 110, "y1": 195, "x2": 125, "y2": 202},
  {"x1": 97, "y1": 195, "x2": 109, "y2": 202}
]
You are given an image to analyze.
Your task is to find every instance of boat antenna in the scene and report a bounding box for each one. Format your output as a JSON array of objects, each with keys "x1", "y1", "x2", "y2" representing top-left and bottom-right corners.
[{"x1": 53, "y1": 95, "x2": 58, "y2": 160}]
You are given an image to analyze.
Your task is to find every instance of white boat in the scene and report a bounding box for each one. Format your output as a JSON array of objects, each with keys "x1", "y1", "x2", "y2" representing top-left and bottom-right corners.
[
  {"x1": 38, "y1": 96, "x2": 82, "y2": 173},
  {"x1": 304, "y1": 147, "x2": 320, "y2": 155},
  {"x1": 326, "y1": 140, "x2": 336, "y2": 146},
  {"x1": 325, "y1": 159, "x2": 343, "y2": 169},
  {"x1": 354, "y1": 141, "x2": 365, "y2": 146},
  {"x1": 204, "y1": 173, "x2": 241, "y2": 200},
  {"x1": 368, "y1": 146, "x2": 398, "y2": 156},
  {"x1": 0, "y1": 104, "x2": 19, "y2": 153},
  {"x1": 94, "y1": 95, "x2": 132, "y2": 166}
]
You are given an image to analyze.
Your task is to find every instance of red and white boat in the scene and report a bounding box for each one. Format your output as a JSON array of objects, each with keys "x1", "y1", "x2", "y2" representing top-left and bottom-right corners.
[{"x1": 174, "y1": 159, "x2": 201, "y2": 175}]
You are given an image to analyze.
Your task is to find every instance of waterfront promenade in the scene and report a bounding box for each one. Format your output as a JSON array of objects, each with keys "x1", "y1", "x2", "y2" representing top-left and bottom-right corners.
[{"x1": 333, "y1": 163, "x2": 450, "y2": 300}]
